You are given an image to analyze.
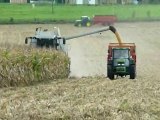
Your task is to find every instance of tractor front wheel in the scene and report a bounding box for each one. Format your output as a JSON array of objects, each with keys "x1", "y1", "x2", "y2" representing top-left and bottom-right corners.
[
  {"x1": 130, "y1": 65, "x2": 136, "y2": 79},
  {"x1": 86, "y1": 22, "x2": 91, "y2": 27},
  {"x1": 107, "y1": 65, "x2": 114, "y2": 80}
]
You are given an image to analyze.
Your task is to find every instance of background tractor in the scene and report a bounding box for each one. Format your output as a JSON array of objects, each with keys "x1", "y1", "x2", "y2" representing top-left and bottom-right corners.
[
  {"x1": 74, "y1": 16, "x2": 92, "y2": 27},
  {"x1": 74, "y1": 15, "x2": 117, "y2": 27}
]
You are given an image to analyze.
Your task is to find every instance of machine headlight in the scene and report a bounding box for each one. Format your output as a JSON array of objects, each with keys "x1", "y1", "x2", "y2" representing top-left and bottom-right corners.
[
  {"x1": 114, "y1": 59, "x2": 129, "y2": 67},
  {"x1": 117, "y1": 63, "x2": 125, "y2": 66}
]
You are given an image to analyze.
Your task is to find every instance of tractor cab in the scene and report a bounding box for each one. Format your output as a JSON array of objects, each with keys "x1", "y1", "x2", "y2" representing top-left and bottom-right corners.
[
  {"x1": 113, "y1": 48, "x2": 129, "y2": 59},
  {"x1": 112, "y1": 48, "x2": 130, "y2": 70},
  {"x1": 74, "y1": 16, "x2": 91, "y2": 27}
]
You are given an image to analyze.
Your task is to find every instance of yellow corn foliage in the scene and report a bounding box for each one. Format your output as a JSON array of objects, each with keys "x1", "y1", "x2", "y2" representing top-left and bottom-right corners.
[{"x1": 0, "y1": 47, "x2": 70, "y2": 87}]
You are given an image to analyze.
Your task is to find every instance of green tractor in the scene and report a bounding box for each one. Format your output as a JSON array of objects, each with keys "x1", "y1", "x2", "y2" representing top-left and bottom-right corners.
[
  {"x1": 74, "y1": 16, "x2": 92, "y2": 27},
  {"x1": 107, "y1": 44, "x2": 136, "y2": 80}
]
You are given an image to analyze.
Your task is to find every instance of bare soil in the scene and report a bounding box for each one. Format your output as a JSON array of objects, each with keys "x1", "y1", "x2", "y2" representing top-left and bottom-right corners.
[{"x1": 0, "y1": 22, "x2": 160, "y2": 119}]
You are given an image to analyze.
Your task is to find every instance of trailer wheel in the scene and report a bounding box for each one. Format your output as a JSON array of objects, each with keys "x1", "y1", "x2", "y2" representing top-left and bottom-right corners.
[
  {"x1": 130, "y1": 65, "x2": 136, "y2": 79},
  {"x1": 107, "y1": 65, "x2": 114, "y2": 80}
]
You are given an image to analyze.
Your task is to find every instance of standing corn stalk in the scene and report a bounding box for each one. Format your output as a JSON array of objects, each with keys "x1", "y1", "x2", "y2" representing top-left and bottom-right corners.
[{"x1": 0, "y1": 47, "x2": 70, "y2": 87}]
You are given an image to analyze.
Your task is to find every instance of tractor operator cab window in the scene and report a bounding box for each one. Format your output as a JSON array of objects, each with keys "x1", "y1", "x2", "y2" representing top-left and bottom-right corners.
[{"x1": 113, "y1": 49, "x2": 129, "y2": 59}]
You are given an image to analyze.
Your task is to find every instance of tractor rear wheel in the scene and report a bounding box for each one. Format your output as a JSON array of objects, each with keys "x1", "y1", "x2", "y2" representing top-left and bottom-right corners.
[
  {"x1": 107, "y1": 65, "x2": 114, "y2": 80},
  {"x1": 130, "y1": 65, "x2": 136, "y2": 79}
]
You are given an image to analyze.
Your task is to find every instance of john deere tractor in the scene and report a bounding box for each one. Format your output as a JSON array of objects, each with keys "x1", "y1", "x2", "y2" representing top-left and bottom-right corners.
[
  {"x1": 107, "y1": 44, "x2": 136, "y2": 80},
  {"x1": 74, "y1": 16, "x2": 92, "y2": 27},
  {"x1": 107, "y1": 26, "x2": 136, "y2": 80}
]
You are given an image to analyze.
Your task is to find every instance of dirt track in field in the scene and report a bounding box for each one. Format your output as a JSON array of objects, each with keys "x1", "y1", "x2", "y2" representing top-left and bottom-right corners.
[{"x1": 0, "y1": 22, "x2": 160, "y2": 79}]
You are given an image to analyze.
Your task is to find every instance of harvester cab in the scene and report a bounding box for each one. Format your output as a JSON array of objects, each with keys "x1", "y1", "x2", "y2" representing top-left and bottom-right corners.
[{"x1": 25, "y1": 27, "x2": 66, "y2": 52}]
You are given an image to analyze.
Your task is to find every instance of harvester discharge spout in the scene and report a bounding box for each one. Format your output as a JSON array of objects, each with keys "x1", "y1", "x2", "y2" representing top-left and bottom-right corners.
[
  {"x1": 64, "y1": 27, "x2": 110, "y2": 40},
  {"x1": 109, "y1": 26, "x2": 123, "y2": 46},
  {"x1": 64, "y1": 26, "x2": 123, "y2": 47}
]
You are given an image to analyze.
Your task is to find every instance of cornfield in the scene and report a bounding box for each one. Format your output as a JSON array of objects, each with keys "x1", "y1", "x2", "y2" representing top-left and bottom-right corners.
[{"x1": 0, "y1": 46, "x2": 70, "y2": 87}]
